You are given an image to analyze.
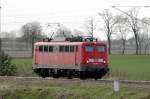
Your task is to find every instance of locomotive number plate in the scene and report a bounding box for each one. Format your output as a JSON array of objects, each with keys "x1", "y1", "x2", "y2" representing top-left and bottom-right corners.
[{"x1": 89, "y1": 58, "x2": 103, "y2": 62}]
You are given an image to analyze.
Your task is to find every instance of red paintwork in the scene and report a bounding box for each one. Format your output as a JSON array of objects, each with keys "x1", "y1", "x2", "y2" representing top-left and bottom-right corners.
[
  {"x1": 81, "y1": 42, "x2": 108, "y2": 67},
  {"x1": 33, "y1": 41, "x2": 108, "y2": 69}
]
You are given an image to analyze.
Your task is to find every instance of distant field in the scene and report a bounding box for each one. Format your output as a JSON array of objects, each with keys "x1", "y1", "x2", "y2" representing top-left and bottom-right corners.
[
  {"x1": 12, "y1": 55, "x2": 150, "y2": 80},
  {"x1": 109, "y1": 55, "x2": 150, "y2": 80},
  {"x1": 0, "y1": 78, "x2": 150, "y2": 99}
]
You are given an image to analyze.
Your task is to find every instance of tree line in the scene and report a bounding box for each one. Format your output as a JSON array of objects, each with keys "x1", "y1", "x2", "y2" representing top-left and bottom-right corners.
[{"x1": 2, "y1": 8, "x2": 150, "y2": 55}]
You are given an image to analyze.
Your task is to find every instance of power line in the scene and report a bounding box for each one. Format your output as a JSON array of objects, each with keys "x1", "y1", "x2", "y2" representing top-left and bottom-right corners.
[{"x1": 112, "y1": 6, "x2": 150, "y2": 25}]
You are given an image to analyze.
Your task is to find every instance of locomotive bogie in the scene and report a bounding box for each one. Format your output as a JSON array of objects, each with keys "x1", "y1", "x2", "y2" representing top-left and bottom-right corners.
[{"x1": 33, "y1": 66, "x2": 108, "y2": 79}]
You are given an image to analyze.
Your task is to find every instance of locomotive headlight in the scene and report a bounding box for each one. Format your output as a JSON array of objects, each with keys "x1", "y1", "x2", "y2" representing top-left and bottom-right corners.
[
  {"x1": 103, "y1": 60, "x2": 106, "y2": 64},
  {"x1": 86, "y1": 60, "x2": 89, "y2": 63}
]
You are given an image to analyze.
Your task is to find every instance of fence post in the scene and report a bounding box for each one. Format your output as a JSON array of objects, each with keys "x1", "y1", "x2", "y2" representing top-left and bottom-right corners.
[{"x1": 114, "y1": 80, "x2": 120, "y2": 92}]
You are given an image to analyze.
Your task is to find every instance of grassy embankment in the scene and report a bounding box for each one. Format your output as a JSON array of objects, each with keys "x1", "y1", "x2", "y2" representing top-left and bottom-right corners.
[
  {"x1": 12, "y1": 55, "x2": 150, "y2": 80},
  {"x1": 0, "y1": 78, "x2": 150, "y2": 99}
]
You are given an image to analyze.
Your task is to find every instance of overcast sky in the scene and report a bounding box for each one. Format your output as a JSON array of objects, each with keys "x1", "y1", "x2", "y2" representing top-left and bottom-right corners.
[{"x1": 1, "y1": 0, "x2": 150, "y2": 39}]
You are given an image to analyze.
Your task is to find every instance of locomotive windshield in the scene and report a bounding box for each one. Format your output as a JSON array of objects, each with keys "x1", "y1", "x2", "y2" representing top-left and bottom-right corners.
[
  {"x1": 96, "y1": 46, "x2": 105, "y2": 52},
  {"x1": 85, "y1": 45, "x2": 94, "y2": 52},
  {"x1": 85, "y1": 45, "x2": 106, "y2": 52}
]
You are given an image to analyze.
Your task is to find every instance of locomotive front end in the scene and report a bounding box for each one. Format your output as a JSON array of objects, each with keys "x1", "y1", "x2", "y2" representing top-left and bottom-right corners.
[{"x1": 80, "y1": 42, "x2": 109, "y2": 79}]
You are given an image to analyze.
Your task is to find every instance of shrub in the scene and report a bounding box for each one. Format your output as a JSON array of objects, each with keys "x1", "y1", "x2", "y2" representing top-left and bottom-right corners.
[{"x1": 0, "y1": 51, "x2": 17, "y2": 76}]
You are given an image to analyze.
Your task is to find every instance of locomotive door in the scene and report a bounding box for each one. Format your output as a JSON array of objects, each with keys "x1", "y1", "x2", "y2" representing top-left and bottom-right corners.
[
  {"x1": 74, "y1": 45, "x2": 78, "y2": 66},
  {"x1": 34, "y1": 45, "x2": 39, "y2": 64}
]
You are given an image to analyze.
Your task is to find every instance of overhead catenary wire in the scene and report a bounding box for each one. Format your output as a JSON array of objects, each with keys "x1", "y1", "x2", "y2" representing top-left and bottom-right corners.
[
  {"x1": 112, "y1": 6, "x2": 150, "y2": 26},
  {"x1": 112, "y1": 5, "x2": 150, "y2": 8}
]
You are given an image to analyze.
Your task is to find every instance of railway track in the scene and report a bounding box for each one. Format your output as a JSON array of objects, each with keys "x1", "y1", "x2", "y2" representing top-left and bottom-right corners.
[{"x1": 0, "y1": 76, "x2": 150, "y2": 85}]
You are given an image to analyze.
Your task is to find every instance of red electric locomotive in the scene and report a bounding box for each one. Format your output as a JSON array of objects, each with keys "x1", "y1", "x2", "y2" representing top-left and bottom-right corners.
[{"x1": 32, "y1": 37, "x2": 109, "y2": 79}]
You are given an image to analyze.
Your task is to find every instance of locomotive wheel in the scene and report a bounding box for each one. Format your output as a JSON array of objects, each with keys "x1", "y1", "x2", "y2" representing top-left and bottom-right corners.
[
  {"x1": 80, "y1": 71, "x2": 86, "y2": 80},
  {"x1": 52, "y1": 71, "x2": 59, "y2": 78},
  {"x1": 53, "y1": 74, "x2": 58, "y2": 78},
  {"x1": 94, "y1": 71, "x2": 102, "y2": 80},
  {"x1": 67, "y1": 70, "x2": 73, "y2": 79},
  {"x1": 67, "y1": 75, "x2": 72, "y2": 79},
  {"x1": 52, "y1": 69, "x2": 59, "y2": 78},
  {"x1": 99, "y1": 75, "x2": 102, "y2": 79},
  {"x1": 94, "y1": 75, "x2": 99, "y2": 80},
  {"x1": 40, "y1": 69, "x2": 47, "y2": 78},
  {"x1": 41, "y1": 74, "x2": 46, "y2": 78}
]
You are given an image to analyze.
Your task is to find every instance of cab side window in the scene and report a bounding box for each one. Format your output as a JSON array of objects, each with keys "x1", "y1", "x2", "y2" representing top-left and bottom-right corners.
[
  {"x1": 39, "y1": 46, "x2": 43, "y2": 52},
  {"x1": 65, "y1": 46, "x2": 69, "y2": 52},
  {"x1": 49, "y1": 46, "x2": 53, "y2": 52},
  {"x1": 59, "y1": 46, "x2": 65, "y2": 52},
  {"x1": 70, "y1": 46, "x2": 74, "y2": 52},
  {"x1": 44, "y1": 45, "x2": 48, "y2": 52}
]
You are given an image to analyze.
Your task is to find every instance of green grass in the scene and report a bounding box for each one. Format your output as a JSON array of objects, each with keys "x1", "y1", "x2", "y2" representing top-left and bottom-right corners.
[
  {"x1": 3, "y1": 55, "x2": 150, "y2": 99},
  {"x1": 11, "y1": 55, "x2": 150, "y2": 80},
  {"x1": 12, "y1": 58, "x2": 35, "y2": 76},
  {"x1": 0, "y1": 79, "x2": 150, "y2": 99},
  {"x1": 109, "y1": 55, "x2": 150, "y2": 80}
]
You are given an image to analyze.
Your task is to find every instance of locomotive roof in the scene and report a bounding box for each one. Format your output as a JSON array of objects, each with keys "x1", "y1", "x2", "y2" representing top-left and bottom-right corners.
[{"x1": 35, "y1": 41, "x2": 106, "y2": 46}]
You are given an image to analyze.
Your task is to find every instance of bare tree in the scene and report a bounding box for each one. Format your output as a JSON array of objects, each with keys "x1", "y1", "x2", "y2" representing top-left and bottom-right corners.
[
  {"x1": 138, "y1": 18, "x2": 150, "y2": 54},
  {"x1": 99, "y1": 10, "x2": 118, "y2": 54},
  {"x1": 126, "y1": 8, "x2": 141, "y2": 55},
  {"x1": 138, "y1": 33, "x2": 146, "y2": 54},
  {"x1": 21, "y1": 21, "x2": 42, "y2": 56},
  {"x1": 115, "y1": 15, "x2": 129, "y2": 55}
]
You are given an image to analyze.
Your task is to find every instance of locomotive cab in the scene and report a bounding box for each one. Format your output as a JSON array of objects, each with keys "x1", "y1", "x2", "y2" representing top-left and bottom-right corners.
[
  {"x1": 83, "y1": 43, "x2": 108, "y2": 66},
  {"x1": 80, "y1": 42, "x2": 109, "y2": 79}
]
